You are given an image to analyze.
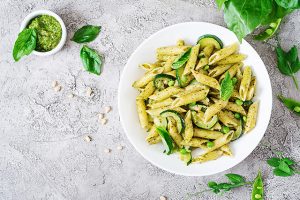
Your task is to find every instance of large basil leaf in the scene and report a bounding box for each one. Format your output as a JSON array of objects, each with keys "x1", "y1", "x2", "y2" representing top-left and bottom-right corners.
[
  {"x1": 223, "y1": 0, "x2": 273, "y2": 41},
  {"x1": 220, "y1": 72, "x2": 234, "y2": 101},
  {"x1": 275, "y1": 0, "x2": 300, "y2": 9},
  {"x1": 13, "y1": 28, "x2": 37, "y2": 61},
  {"x1": 80, "y1": 45, "x2": 103, "y2": 75},
  {"x1": 171, "y1": 48, "x2": 191, "y2": 69},
  {"x1": 72, "y1": 25, "x2": 101, "y2": 43}
]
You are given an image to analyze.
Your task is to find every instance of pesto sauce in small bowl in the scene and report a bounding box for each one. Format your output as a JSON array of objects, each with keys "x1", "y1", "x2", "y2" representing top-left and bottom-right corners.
[{"x1": 27, "y1": 15, "x2": 62, "y2": 52}]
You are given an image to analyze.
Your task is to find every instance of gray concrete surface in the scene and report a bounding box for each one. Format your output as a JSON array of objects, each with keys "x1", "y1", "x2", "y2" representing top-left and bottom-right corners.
[{"x1": 0, "y1": 0, "x2": 300, "y2": 199}]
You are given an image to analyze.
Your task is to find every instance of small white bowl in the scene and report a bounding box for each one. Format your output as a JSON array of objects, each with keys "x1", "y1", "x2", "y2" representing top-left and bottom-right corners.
[{"x1": 20, "y1": 10, "x2": 67, "y2": 56}]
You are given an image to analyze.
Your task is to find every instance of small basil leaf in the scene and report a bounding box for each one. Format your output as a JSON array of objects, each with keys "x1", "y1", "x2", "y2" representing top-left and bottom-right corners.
[
  {"x1": 172, "y1": 48, "x2": 191, "y2": 69},
  {"x1": 220, "y1": 72, "x2": 234, "y2": 101},
  {"x1": 267, "y1": 157, "x2": 281, "y2": 167},
  {"x1": 13, "y1": 28, "x2": 37, "y2": 61},
  {"x1": 273, "y1": 168, "x2": 292, "y2": 177},
  {"x1": 72, "y1": 25, "x2": 101, "y2": 43},
  {"x1": 278, "y1": 161, "x2": 292, "y2": 174},
  {"x1": 278, "y1": 95, "x2": 300, "y2": 116},
  {"x1": 287, "y1": 45, "x2": 298, "y2": 63},
  {"x1": 282, "y1": 158, "x2": 296, "y2": 166},
  {"x1": 225, "y1": 173, "x2": 245, "y2": 184},
  {"x1": 208, "y1": 181, "x2": 218, "y2": 188},
  {"x1": 80, "y1": 45, "x2": 103, "y2": 75}
]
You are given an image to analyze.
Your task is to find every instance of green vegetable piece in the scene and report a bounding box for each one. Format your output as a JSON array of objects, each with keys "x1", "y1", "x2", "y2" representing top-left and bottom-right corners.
[
  {"x1": 154, "y1": 74, "x2": 176, "y2": 90},
  {"x1": 156, "y1": 126, "x2": 174, "y2": 155},
  {"x1": 208, "y1": 181, "x2": 217, "y2": 188},
  {"x1": 216, "y1": 0, "x2": 228, "y2": 9},
  {"x1": 80, "y1": 45, "x2": 103, "y2": 75},
  {"x1": 276, "y1": 45, "x2": 300, "y2": 89},
  {"x1": 267, "y1": 157, "x2": 281, "y2": 167},
  {"x1": 206, "y1": 141, "x2": 214, "y2": 148},
  {"x1": 172, "y1": 48, "x2": 192, "y2": 69},
  {"x1": 203, "y1": 65, "x2": 210, "y2": 71},
  {"x1": 294, "y1": 106, "x2": 300, "y2": 112},
  {"x1": 275, "y1": 0, "x2": 300, "y2": 9},
  {"x1": 243, "y1": 116, "x2": 247, "y2": 122},
  {"x1": 72, "y1": 25, "x2": 101, "y2": 43},
  {"x1": 220, "y1": 72, "x2": 234, "y2": 101},
  {"x1": 13, "y1": 28, "x2": 37, "y2": 61},
  {"x1": 168, "y1": 80, "x2": 175, "y2": 86},
  {"x1": 278, "y1": 95, "x2": 300, "y2": 116},
  {"x1": 251, "y1": 171, "x2": 263, "y2": 200},
  {"x1": 254, "y1": 18, "x2": 282, "y2": 41},
  {"x1": 160, "y1": 110, "x2": 185, "y2": 133},
  {"x1": 225, "y1": 173, "x2": 245, "y2": 184},
  {"x1": 179, "y1": 147, "x2": 192, "y2": 165},
  {"x1": 235, "y1": 99, "x2": 243, "y2": 106},
  {"x1": 243, "y1": 100, "x2": 253, "y2": 106},
  {"x1": 197, "y1": 34, "x2": 223, "y2": 49},
  {"x1": 278, "y1": 161, "x2": 292, "y2": 175},
  {"x1": 221, "y1": 126, "x2": 230, "y2": 134},
  {"x1": 273, "y1": 168, "x2": 291, "y2": 177},
  {"x1": 222, "y1": 0, "x2": 273, "y2": 42},
  {"x1": 191, "y1": 111, "x2": 218, "y2": 129},
  {"x1": 189, "y1": 102, "x2": 197, "y2": 107},
  {"x1": 282, "y1": 158, "x2": 296, "y2": 165},
  {"x1": 232, "y1": 77, "x2": 238, "y2": 85},
  {"x1": 234, "y1": 113, "x2": 241, "y2": 119}
]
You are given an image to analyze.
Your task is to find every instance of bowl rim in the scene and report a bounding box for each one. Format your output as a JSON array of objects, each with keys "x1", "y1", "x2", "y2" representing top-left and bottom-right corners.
[
  {"x1": 19, "y1": 9, "x2": 67, "y2": 56},
  {"x1": 118, "y1": 22, "x2": 273, "y2": 176}
]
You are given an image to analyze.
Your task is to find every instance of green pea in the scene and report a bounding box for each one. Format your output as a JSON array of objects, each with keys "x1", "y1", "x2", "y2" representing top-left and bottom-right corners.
[
  {"x1": 265, "y1": 28, "x2": 273, "y2": 35},
  {"x1": 221, "y1": 126, "x2": 230, "y2": 134},
  {"x1": 180, "y1": 148, "x2": 188, "y2": 154},
  {"x1": 254, "y1": 194, "x2": 262, "y2": 199},
  {"x1": 251, "y1": 171, "x2": 263, "y2": 200},
  {"x1": 168, "y1": 80, "x2": 175, "y2": 86},
  {"x1": 243, "y1": 116, "x2": 247, "y2": 122},
  {"x1": 189, "y1": 102, "x2": 196, "y2": 106},
  {"x1": 235, "y1": 99, "x2": 243, "y2": 106},
  {"x1": 203, "y1": 65, "x2": 209, "y2": 71},
  {"x1": 294, "y1": 106, "x2": 300, "y2": 113},
  {"x1": 206, "y1": 141, "x2": 214, "y2": 148},
  {"x1": 182, "y1": 75, "x2": 187, "y2": 82},
  {"x1": 232, "y1": 77, "x2": 238, "y2": 85},
  {"x1": 234, "y1": 113, "x2": 241, "y2": 119}
]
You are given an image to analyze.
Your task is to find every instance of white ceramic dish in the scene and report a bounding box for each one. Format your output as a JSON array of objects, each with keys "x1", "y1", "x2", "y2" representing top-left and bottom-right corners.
[
  {"x1": 20, "y1": 10, "x2": 67, "y2": 56},
  {"x1": 118, "y1": 22, "x2": 272, "y2": 176}
]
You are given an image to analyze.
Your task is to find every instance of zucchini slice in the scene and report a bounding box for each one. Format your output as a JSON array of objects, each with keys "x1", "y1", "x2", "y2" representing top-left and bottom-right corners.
[
  {"x1": 156, "y1": 126, "x2": 174, "y2": 155},
  {"x1": 188, "y1": 103, "x2": 207, "y2": 112},
  {"x1": 154, "y1": 116, "x2": 168, "y2": 129},
  {"x1": 191, "y1": 111, "x2": 218, "y2": 129},
  {"x1": 179, "y1": 147, "x2": 192, "y2": 165},
  {"x1": 160, "y1": 110, "x2": 185, "y2": 134},
  {"x1": 153, "y1": 74, "x2": 176, "y2": 90},
  {"x1": 232, "y1": 119, "x2": 243, "y2": 141},
  {"x1": 176, "y1": 67, "x2": 193, "y2": 87},
  {"x1": 197, "y1": 34, "x2": 223, "y2": 50}
]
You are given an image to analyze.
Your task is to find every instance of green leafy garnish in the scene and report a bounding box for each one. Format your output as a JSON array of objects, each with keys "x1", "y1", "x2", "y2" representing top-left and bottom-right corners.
[
  {"x1": 13, "y1": 28, "x2": 37, "y2": 61},
  {"x1": 278, "y1": 95, "x2": 300, "y2": 116},
  {"x1": 220, "y1": 72, "x2": 234, "y2": 101},
  {"x1": 172, "y1": 48, "x2": 191, "y2": 69},
  {"x1": 156, "y1": 126, "x2": 174, "y2": 155},
  {"x1": 267, "y1": 153, "x2": 300, "y2": 177},
  {"x1": 71, "y1": 25, "x2": 101, "y2": 43},
  {"x1": 276, "y1": 45, "x2": 300, "y2": 89},
  {"x1": 80, "y1": 45, "x2": 103, "y2": 75},
  {"x1": 275, "y1": 0, "x2": 300, "y2": 9},
  {"x1": 215, "y1": 0, "x2": 228, "y2": 9}
]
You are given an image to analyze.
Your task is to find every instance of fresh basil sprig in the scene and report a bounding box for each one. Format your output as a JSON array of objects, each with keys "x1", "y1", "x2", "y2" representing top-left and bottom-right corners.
[
  {"x1": 267, "y1": 155, "x2": 300, "y2": 177},
  {"x1": 71, "y1": 25, "x2": 101, "y2": 43},
  {"x1": 13, "y1": 28, "x2": 37, "y2": 61},
  {"x1": 278, "y1": 95, "x2": 300, "y2": 116},
  {"x1": 80, "y1": 45, "x2": 103, "y2": 75},
  {"x1": 276, "y1": 45, "x2": 300, "y2": 89},
  {"x1": 220, "y1": 72, "x2": 234, "y2": 101}
]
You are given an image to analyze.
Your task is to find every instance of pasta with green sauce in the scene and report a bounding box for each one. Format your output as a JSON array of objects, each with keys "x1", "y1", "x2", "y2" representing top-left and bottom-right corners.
[{"x1": 133, "y1": 34, "x2": 258, "y2": 165}]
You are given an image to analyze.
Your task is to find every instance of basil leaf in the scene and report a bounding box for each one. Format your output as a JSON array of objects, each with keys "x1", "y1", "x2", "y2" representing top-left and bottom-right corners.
[
  {"x1": 13, "y1": 28, "x2": 37, "y2": 61},
  {"x1": 267, "y1": 157, "x2": 281, "y2": 167},
  {"x1": 223, "y1": 0, "x2": 273, "y2": 41},
  {"x1": 282, "y1": 158, "x2": 296, "y2": 166},
  {"x1": 216, "y1": 0, "x2": 228, "y2": 9},
  {"x1": 172, "y1": 48, "x2": 191, "y2": 69},
  {"x1": 273, "y1": 168, "x2": 292, "y2": 177},
  {"x1": 278, "y1": 161, "x2": 292, "y2": 174},
  {"x1": 156, "y1": 126, "x2": 174, "y2": 155},
  {"x1": 278, "y1": 95, "x2": 300, "y2": 116},
  {"x1": 275, "y1": 0, "x2": 300, "y2": 9},
  {"x1": 220, "y1": 72, "x2": 234, "y2": 101},
  {"x1": 208, "y1": 181, "x2": 218, "y2": 188},
  {"x1": 225, "y1": 173, "x2": 245, "y2": 184},
  {"x1": 276, "y1": 45, "x2": 300, "y2": 89},
  {"x1": 72, "y1": 25, "x2": 101, "y2": 43},
  {"x1": 80, "y1": 45, "x2": 103, "y2": 75}
]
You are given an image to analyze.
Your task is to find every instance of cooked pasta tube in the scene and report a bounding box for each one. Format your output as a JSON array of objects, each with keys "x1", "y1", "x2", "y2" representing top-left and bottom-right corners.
[
  {"x1": 168, "y1": 117, "x2": 183, "y2": 147},
  {"x1": 192, "y1": 70, "x2": 220, "y2": 90},
  {"x1": 245, "y1": 101, "x2": 259, "y2": 133},
  {"x1": 133, "y1": 67, "x2": 164, "y2": 88},
  {"x1": 172, "y1": 89, "x2": 209, "y2": 108},
  {"x1": 183, "y1": 111, "x2": 193, "y2": 142},
  {"x1": 239, "y1": 66, "x2": 252, "y2": 101},
  {"x1": 209, "y1": 43, "x2": 238, "y2": 65},
  {"x1": 193, "y1": 128, "x2": 223, "y2": 139}
]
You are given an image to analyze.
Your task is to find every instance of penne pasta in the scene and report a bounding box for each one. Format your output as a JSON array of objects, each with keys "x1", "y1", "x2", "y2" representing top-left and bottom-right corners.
[
  {"x1": 239, "y1": 66, "x2": 252, "y2": 101},
  {"x1": 246, "y1": 77, "x2": 256, "y2": 100},
  {"x1": 203, "y1": 131, "x2": 234, "y2": 154},
  {"x1": 192, "y1": 70, "x2": 220, "y2": 90},
  {"x1": 204, "y1": 99, "x2": 228, "y2": 122},
  {"x1": 183, "y1": 44, "x2": 201, "y2": 75},
  {"x1": 149, "y1": 86, "x2": 183, "y2": 101},
  {"x1": 193, "y1": 149, "x2": 223, "y2": 163},
  {"x1": 172, "y1": 89, "x2": 209, "y2": 107},
  {"x1": 168, "y1": 117, "x2": 183, "y2": 147},
  {"x1": 193, "y1": 128, "x2": 223, "y2": 139},
  {"x1": 148, "y1": 98, "x2": 173, "y2": 109},
  {"x1": 181, "y1": 138, "x2": 208, "y2": 147},
  {"x1": 157, "y1": 45, "x2": 191, "y2": 56},
  {"x1": 225, "y1": 102, "x2": 246, "y2": 115},
  {"x1": 146, "y1": 126, "x2": 161, "y2": 144},
  {"x1": 209, "y1": 43, "x2": 238, "y2": 65},
  {"x1": 215, "y1": 54, "x2": 247, "y2": 65},
  {"x1": 183, "y1": 111, "x2": 193, "y2": 142},
  {"x1": 245, "y1": 101, "x2": 259, "y2": 133},
  {"x1": 133, "y1": 67, "x2": 164, "y2": 88},
  {"x1": 137, "y1": 81, "x2": 156, "y2": 100},
  {"x1": 136, "y1": 99, "x2": 149, "y2": 129},
  {"x1": 218, "y1": 110, "x2": 240, "y2": 127},
  {"x1": 219, "y1": 62, "x2": 243, "y2": 81},
  {"x1": 208, "y1": 64, "x2": 232, "y2": 78},
  {"x1": 146, "y1": 106, "x2": 186, "y2": 116}
]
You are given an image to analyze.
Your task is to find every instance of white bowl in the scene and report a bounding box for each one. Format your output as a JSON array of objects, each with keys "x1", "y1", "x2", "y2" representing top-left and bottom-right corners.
[
  {"x1": 20, "y1": 10, "x2": 67, "y2": 56},
  {"x1": 118, "y1": 22, "x2": 272, "y2": 176}
]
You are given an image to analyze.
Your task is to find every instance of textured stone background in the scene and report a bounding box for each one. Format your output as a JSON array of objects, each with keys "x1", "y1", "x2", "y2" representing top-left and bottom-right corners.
[{"x1": 0, "y1": 0, "x2": 300, "y2": 199}]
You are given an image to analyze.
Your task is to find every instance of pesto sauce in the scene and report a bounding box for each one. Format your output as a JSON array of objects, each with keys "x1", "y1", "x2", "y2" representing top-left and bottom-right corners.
[{"x1": 27, "y1": 15, "x2": 62, "y2": 52}]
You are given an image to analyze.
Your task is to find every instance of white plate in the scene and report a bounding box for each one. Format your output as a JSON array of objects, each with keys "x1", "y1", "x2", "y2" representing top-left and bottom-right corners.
[{"x1": 118, "y1": 22, "x2": 272, "y2": 176}]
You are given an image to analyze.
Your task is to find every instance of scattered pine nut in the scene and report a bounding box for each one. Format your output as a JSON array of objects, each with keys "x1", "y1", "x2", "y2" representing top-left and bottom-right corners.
[
  {"x1": 68, "y1": 93, "x2": 74, "y2": 98},
  {"x1": 86, "y1": 87, "x2": 93, "y2": 96},
  {"x1": 101, "y1": 119, "x2": 107, "y2": 125},
  {"x1": 54, "y1": 85, "x2": 62, "y2": 92},
  {"x1": 104, "y1": 148, "x2": 111, "y2": 153},
  {"x1": 84, "y1": 135, "x2": 92, "y2": 142},
  {"x1": 52, "y1": 80, "x2": 58, "y2": 88},
  {"x1": 160, "y1": 196, "x2": 167, "y2": 200},
  {"x1": 117, "y1": 145, "x2": 123, "y2": 150},
  {"x1": 98, "y1": 113, "x2": 104, "y2": 120},
  {"x1": 104, "y1": 106, "x2": 111, "y2": 113}
]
